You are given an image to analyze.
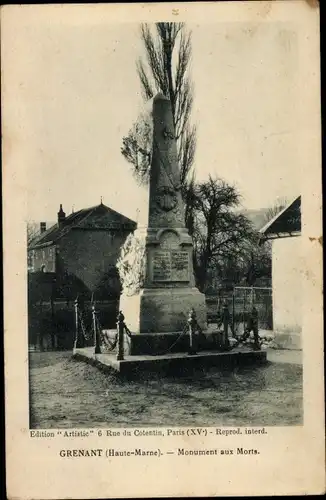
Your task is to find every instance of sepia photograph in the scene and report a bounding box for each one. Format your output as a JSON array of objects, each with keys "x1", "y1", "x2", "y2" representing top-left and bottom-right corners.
[
  {"x1": 3, "y1": 2, "x2": 324, "y2": 498},
  {"x1": 25, "y1": 14, "x2": 304, "y2": 429}
]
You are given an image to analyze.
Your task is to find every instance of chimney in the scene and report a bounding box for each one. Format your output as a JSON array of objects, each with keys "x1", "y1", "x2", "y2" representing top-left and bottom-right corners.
[
  {"x1": 58, "y1": 204, "x2": 66, "y2": 228},
  {"x1": 40, "y1": 222, "x2": 47, "y2": 234}
]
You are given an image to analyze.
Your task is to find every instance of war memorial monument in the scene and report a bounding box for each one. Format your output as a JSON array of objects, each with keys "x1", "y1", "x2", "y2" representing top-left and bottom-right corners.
[
  {"x1": 120, "y1": 93, "x2": 206, "y2": 335},
  {"x1": 73, "y1": 93, "x2": 266, "y2": 375}
]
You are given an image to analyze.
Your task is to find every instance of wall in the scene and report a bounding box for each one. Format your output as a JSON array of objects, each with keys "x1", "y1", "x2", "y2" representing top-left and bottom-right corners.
[
  {"x1": 58, "y1": 229, "x2": 131, "y2": 296},
  {"x1": 29, "y1": 246, "x2": 56, "y2": 273},
  {"x1": 272, "y1": 235, "x2": 302, "y2": 349}
]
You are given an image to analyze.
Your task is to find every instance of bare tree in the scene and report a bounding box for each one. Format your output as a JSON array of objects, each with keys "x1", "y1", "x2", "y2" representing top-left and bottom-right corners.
[
  {"x1": 263, "y1": 197, "x2": 289, "y2": 224},
  {"x1": 121, "y1": 22, "x2": 196, "y2": 227},
  {"x1": 192, "y1": 176, "x2": 255, "y2": 292},
  {"x1": 27, "y1": 221, "x2": 40, "y2": 245},
  {"x1": 241, "y1": 238, "x2": 272, "y2": 287}
]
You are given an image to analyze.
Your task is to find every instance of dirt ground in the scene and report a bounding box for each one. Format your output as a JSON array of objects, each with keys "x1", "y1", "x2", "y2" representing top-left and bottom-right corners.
[{"x1": 29, "y1": 350, "x2": 303, "y2": 428}]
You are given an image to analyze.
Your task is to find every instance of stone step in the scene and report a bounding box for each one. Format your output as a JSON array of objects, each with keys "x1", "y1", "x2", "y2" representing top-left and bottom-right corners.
[{"x1": 73, "y1": 347, "x2": 267, "y2": 378}]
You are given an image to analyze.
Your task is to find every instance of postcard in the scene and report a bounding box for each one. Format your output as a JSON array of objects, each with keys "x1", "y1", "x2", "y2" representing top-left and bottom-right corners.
[{"x1": 2, "y1": 1, "x2": 324, "y2": 498}]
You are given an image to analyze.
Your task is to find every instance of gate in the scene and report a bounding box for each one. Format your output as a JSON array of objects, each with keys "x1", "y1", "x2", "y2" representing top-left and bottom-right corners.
[
  {"x1": 206, "y1": 286, "x2": 273, "y2": 338},
  {"x1": 232, "y1": 286, "x2": 273, "y2": 336}
]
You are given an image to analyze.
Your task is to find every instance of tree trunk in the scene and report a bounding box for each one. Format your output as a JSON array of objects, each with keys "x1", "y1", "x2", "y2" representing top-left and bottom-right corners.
[
  {"x1": 165, "y1": 43, "x2": 175, "y2": 119},
  {"x1": 195, "y1": 257, "x2": 209, "y2": 293}
]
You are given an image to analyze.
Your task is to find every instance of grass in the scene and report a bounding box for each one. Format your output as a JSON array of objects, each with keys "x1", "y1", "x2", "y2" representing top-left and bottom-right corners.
[{"x1": 29, "y1": 351, "x2": 303, "y2": 428}]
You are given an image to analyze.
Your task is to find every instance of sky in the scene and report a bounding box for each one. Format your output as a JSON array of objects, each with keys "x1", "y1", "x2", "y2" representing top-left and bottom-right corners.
[{"x1": 6, "y1": 9, "x2": 301, "y2": 223}]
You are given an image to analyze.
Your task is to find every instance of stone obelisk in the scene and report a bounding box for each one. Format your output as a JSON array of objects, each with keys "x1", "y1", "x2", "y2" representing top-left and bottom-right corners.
[{"x1": 120, "y1": 93, "x2": 207, "y2": 334}]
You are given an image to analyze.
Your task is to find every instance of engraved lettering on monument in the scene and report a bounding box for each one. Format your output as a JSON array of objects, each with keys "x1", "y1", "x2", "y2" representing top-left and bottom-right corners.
[
  {"x1": 171, "y1": 251, "x2": 189, "y2": 282},
  {"x1": 153, "y1": 251, "x2": 171, "y2": 281},
  {"x1": 152, "y1": 249, "x2": 189, "y2": 282}
]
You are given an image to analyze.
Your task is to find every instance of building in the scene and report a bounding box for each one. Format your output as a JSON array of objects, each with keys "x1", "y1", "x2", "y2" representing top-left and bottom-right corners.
[
  {"x1": 28, "y1": 202, "x2": 136, "y2": 350},
  {"x1": 260, "y1": 196, "x2": 301, "y2": 349},
  {"x1": 28, "y1": 202, "x2": 137, "y2": 301}
]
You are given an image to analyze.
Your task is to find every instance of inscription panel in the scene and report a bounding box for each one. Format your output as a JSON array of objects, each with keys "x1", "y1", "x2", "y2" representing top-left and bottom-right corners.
[
  {"x1": 152, "y1": 250, "x2": 189, "y2": 282},
  {"x1": 171, "y1": 251, "x2": 189, "y2": 281},
  {"x1": 153, "y1": 251, "x2": 171, "y2": 281}
]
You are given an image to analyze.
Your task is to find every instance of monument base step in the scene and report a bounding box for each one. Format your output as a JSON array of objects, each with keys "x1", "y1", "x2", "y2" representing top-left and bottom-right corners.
[
  {"x1": 72, "y1": 347, "x2": 267, "y2": 378},
  {"x1": 102, "y1": 329, "x2": 228, "y2": 356}
]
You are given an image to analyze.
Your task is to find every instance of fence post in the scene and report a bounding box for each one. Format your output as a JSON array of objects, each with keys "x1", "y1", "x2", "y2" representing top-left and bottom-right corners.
[
  {"x1": 117, "y1": 311, "x2": 125, "y2": 361},
  {"x1": 74, "y1": 296, "x2": 83, "y2": 349},
  {"x1": 223, "y1": 302, "x2": 230, "y2": 349},
  {"x1": 92, "y1": 303, "x2": 101, "y2": 355},
  {"x1": 232, "y1": 291, "x2": 235, "y2": 337},
  {"x1": 188, "y1": 308, "x2": 197, "y2": 355},
  {"x1": 243, "y1": 289, "x2": 247, "y2": 334},
  {"x1": 252, "y1": 306, "x2": 260, "y2": 350}
]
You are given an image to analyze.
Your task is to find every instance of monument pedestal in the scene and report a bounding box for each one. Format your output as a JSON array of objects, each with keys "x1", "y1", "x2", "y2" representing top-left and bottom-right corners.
[{"x1": 120, "y1": 287, "x2": 206, "y2": 334}]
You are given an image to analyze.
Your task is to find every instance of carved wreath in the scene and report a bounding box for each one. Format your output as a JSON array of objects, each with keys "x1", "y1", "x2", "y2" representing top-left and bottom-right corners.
[{"x1": 155, "y1": 186, "x2": 178, "y2": 212}]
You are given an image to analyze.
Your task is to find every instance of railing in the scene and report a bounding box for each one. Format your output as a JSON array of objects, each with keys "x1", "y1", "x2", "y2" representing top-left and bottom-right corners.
[
  {"x1": 207, "y1": 286, "x2": 272, "y2": 335},
  {"x1": 73, "y1": 296, "x2": 262, "y2": 360}
]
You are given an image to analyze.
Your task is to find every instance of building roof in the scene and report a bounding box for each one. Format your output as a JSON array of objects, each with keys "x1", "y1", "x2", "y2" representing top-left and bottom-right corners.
[
  {"x1": 260, "y1": 196, "x2": 301, "y2": 240},
  {"x1": 29, "y1": 203, "x2": 137, "y2": 249}
]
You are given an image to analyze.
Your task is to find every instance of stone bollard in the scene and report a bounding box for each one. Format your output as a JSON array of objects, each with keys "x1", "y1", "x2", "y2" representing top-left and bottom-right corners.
[
  {"x1": 188, "y1": 308, "x2": 197, "y2": 355},
  {"x1": 117, "y1": 311, "x2": 125, "y2": 361},
  {"x1": 74, "y1": 296, "x2": 84, "y2": 349},
  {"x1": 92, "y1": 303, "x2": 101, "y2": 355},
  {"x1": 223, "y1": 302, "x2": 230, "y2": 349}
]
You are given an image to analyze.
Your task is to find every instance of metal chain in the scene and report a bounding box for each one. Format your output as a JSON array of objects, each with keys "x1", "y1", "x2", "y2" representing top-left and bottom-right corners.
[
  {"x1": 134, "y1": 322, "x2": 190, "y2": 356},
  {"x1": 95, "y1": 315, "x2": 104, "y2": 338},
  {"x1": 100, "y1": 330, "x2": 118, "y2": 352},
  {"x1": 84, "y1": 310, "x2": 209, "y2": 357},
  {"x1": 123, "y1": 322, "x2": 132, "y2": 338},
  {"x1": 96, "y1": 316, "x2": 118, "y2": 352},
  {"x1": 78, "y1": 311, "x2": 93, "y2": 341}
]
